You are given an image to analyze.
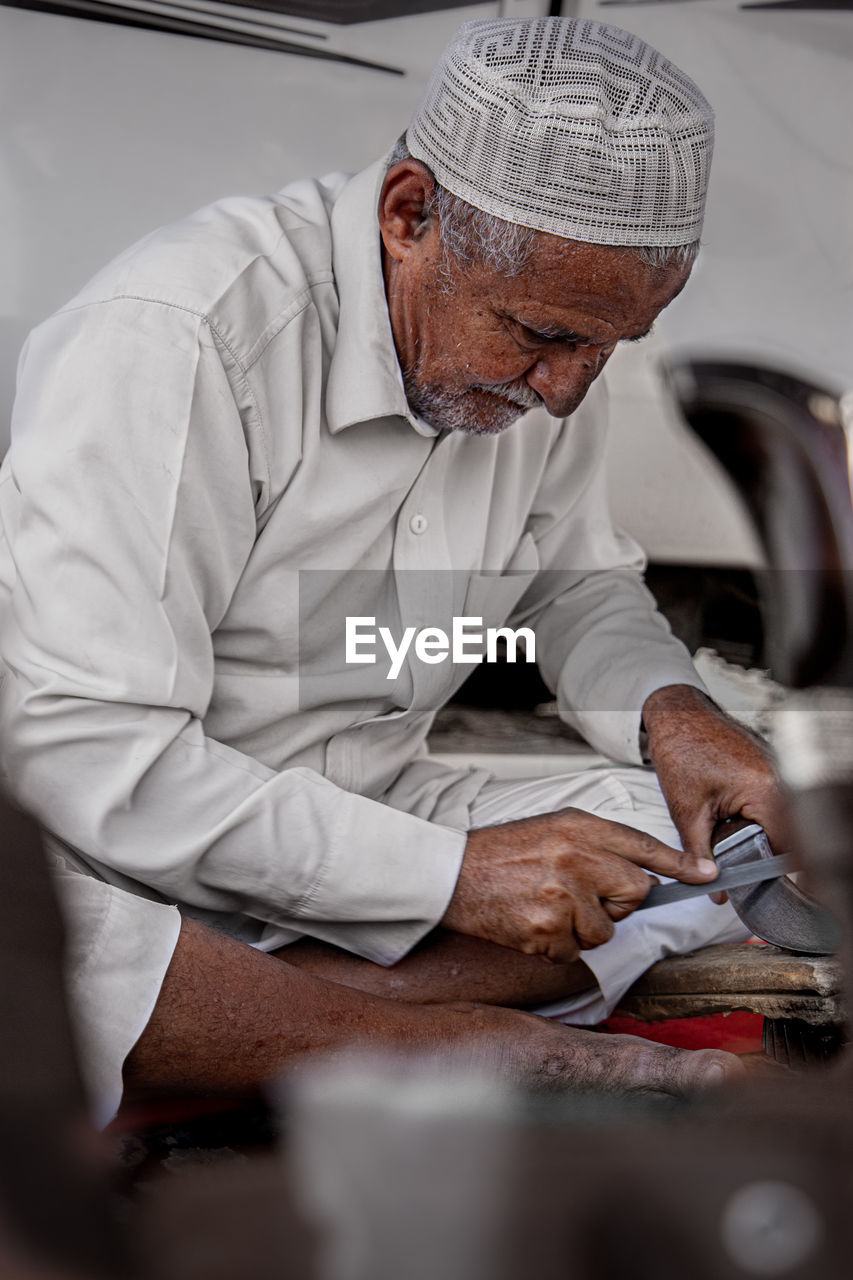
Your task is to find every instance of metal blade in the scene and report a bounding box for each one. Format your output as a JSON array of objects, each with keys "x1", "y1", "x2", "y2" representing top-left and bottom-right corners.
[
  {"x1": 639, "y1": 853, "x2": 798, "y2": 910},
  {"x1": 635, "y1": 822, "x2": 842, "y2": 953}
]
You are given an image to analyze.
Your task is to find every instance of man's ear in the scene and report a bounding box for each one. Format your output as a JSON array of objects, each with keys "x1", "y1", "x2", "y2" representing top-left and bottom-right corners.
[{"x1": 378, "y1": 160, "x2": 438, "y2": 262}]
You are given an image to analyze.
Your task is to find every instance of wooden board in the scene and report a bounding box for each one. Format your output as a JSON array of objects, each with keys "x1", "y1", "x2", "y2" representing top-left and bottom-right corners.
[{"x1": 614, "y1": 942, "x2": 845, "y2": 1028}]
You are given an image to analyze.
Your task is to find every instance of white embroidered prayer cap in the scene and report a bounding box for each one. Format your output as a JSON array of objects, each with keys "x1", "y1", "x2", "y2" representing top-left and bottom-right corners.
[{"x1": 406, "y1": 16, "x2": 714, "y2": 248}]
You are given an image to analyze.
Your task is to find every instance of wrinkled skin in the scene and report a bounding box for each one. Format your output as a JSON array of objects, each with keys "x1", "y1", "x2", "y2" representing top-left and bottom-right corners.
[
  {"x1": 439, "y1": 689, "x2": 790, "y2": 960},
  {"x1": 442, "y1": 807, "x2": 720, "y2": 965},
  {"x1": 642, "y1": 683, "x2": 793, "y2": 900},
  {"x1": 379, "y1": 158, "x2": 691, "y2": 435}
]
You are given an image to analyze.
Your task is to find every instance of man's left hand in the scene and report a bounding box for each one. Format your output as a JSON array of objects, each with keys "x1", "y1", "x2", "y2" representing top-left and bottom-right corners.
[{"x1": 642, "y1": 684, "x2": 792, "y2": 871}]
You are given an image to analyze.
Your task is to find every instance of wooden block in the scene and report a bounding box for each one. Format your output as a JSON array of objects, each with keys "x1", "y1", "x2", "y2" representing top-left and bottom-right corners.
[{"x1": 614, "y1": 942, "x2": 845, "y2": 1028}]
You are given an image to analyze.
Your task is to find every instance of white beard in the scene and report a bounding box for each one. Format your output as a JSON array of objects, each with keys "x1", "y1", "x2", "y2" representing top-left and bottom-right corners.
[{"x1": 403, "y1": 372, "x2": 542, "y2": 436}]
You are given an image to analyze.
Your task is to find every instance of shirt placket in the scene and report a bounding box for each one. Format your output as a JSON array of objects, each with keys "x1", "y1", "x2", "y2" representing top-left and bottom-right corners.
[
  {"x1": 392, "y1": 434, "x2": 456, "y2": 715},
  {"x1": 323, "y1": 428, "x2": 451, "y2": 793}
]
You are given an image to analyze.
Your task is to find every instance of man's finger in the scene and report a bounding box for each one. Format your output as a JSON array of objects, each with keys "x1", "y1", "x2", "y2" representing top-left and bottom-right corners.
[
  {"x1": 737, "y1": 800, "x2": 795, "y2": 863},
  {"x1": 602, "y1": 874, "x2": 659, "y2": 921},
  {"x1": 575, "y1": 814, "x2": 719, "y2": 883},
  {"x1": 677, "y1": 808, "x2": 719, "y2": 866},
  {"x1": 572, "y1": 898, "x2": 616, "y2": 951}
]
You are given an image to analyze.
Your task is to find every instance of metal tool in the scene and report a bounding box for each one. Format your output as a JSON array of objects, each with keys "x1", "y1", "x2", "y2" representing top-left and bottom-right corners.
[
  {"x1": 639, "y1": 850, "x2": 797, "y2": 909},
  {"x1": 639, "y1": 823, "x2": 842, "y2": 954}
]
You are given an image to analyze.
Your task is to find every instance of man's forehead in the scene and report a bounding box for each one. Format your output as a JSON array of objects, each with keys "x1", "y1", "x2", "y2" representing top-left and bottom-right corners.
[{"x1": 474, "y1": 238, "x2": 690, "y2": 336}]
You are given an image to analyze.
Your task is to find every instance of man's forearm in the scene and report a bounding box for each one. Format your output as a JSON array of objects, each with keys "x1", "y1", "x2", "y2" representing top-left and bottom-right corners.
[{"x1": 642, "y1": 682, "x2": 719, "y2": 736}]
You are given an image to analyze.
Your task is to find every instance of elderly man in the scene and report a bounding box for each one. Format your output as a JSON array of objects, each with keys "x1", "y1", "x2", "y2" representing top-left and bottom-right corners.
[{"x1": 0, "y1": 17, "x2": 784, "y2": 1123}]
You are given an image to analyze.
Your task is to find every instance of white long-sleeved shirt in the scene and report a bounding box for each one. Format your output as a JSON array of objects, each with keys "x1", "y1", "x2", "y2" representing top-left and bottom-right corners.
[{"x1": 0, "y1": 158, "x2": 705, "y2": 962}]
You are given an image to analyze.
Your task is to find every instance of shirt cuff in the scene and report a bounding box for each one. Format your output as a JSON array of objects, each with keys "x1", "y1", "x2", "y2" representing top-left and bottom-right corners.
[
  {"x1": 52, "y1": 853, "x2": 182, "y2": 1128},
  {"x1": 568, "y1": 665, "x2": 710, "y2": 765},
  {"x1": 281, "y1": 791, "x2": 468, "y2": 967}
]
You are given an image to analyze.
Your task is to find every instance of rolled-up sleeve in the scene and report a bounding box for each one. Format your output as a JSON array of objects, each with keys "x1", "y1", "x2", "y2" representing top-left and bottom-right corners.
[
  {"x1": 0, "y1": 299, "x2": 465, "y2": 965},
  {"x1": 510, "y1": 381, "x2": 707, "y2": 763}
]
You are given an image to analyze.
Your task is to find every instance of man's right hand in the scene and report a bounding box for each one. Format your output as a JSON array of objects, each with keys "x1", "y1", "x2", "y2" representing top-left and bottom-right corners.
[{"x1": 441, "y1": 807, "x2": 720, "y2": 964}]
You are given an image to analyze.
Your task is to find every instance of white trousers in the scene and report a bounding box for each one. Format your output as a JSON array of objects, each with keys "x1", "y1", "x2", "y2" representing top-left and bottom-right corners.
[{"x1": 50, "y1": 765, "x2": 748, "y2": 1127}]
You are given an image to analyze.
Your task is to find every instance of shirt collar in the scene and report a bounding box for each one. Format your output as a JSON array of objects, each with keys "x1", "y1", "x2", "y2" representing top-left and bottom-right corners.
[{"x1": 325, "y1": 157, "x2": 439, "y2": 438}]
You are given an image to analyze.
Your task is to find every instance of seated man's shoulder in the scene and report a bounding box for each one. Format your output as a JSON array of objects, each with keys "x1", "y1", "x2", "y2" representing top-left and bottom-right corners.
[{"x1": 61, "y1": 171, "x2": 353, "y2": 350}]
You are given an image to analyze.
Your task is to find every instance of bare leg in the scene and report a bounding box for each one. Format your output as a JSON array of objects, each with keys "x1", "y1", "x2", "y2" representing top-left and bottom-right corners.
[
  {"x1": 123, "y1": 918, "x2": 743, "y2": 1100},
  {"x1": 278, "y1": 929, "x2": 595, "y2": 1007}
]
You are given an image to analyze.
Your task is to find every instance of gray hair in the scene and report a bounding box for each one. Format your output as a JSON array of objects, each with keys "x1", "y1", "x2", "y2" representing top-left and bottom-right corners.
[{"x1": 386, "y1": 136, "x2": 699, "y2": 277}]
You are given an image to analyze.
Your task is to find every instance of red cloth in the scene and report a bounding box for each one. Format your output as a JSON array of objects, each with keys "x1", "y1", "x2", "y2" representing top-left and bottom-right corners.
[{"x1": 599, "y1": 1011, "x2": 764, "y2": 1054}]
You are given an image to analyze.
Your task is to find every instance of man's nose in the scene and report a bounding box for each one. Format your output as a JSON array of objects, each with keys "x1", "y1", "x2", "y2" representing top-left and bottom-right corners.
[{"x1": 525, "y1": 346, "x2": 611, "y2": 418}]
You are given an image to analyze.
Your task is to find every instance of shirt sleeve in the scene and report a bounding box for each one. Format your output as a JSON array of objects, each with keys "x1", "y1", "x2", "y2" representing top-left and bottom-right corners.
[
  {"x1": 509, "y1": 379, "x2": 708, "y2": 763},
  {"x1": 0, "y1": 298, "x2": 464, "y2": 965}
]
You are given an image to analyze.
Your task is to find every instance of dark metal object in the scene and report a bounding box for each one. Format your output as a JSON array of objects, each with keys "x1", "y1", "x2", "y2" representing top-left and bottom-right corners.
[
  {"x1": 639, "y1": 823, "x2": 842, "y2": 953},
  {"x1": 671, "y1": 362, "x2": 853, "y2": 689},
  {"x1": 762, "y1": 1017, "x2": 846, "y2": 1069},
  {"x1": 715, "y1": 824, "x2": 841, "y2": 955}
]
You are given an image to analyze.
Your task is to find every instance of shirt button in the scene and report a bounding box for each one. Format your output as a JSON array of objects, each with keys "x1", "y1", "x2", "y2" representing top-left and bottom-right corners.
[{"x1": 409, "y1": 513, "x2": 428, "y2": 535}]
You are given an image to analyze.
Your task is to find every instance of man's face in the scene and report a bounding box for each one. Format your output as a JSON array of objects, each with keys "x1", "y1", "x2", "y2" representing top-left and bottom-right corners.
[{"x1": 385, "y1": 215, "x2": 691, "y2": 436}]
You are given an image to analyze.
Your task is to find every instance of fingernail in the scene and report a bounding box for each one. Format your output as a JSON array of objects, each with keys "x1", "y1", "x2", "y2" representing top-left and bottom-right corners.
[
  {"x1": 698, "y1": 859, "x2": 717, "y2": 877},
  {"x1": 703, "y1": 1062, "x2": 727, "y2": 1085}
]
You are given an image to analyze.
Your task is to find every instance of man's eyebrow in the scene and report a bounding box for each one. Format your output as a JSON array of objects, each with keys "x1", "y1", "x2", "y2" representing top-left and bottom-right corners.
[
  {"x1": 513, "y1": 317, "x2": 655, "y2": 344},
  {"x1": 517, "y1": 319, "x2": 586, "y2": 341}
]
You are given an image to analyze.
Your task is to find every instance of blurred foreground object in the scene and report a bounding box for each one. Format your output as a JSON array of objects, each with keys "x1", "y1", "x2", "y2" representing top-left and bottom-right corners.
[
  {"x1": 288, "y1": 1055, "x2": 516, "y2": 1280},
  {"x1": 0, "y1": 799, "x2": 120, "y2": 1277},
  {"x1": 285, "y1": 1051, "x2": 852, "y2": 1280},
  {"x1": 0, "y1": 793, "x2": 318, "y2": 1276}
]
